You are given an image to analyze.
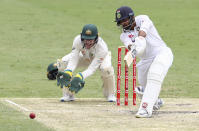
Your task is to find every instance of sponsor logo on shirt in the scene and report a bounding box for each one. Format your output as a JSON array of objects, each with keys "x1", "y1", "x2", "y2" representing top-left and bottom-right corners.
[{"x1": 128, "y1": 34, "x2": 134, "y2": 38}]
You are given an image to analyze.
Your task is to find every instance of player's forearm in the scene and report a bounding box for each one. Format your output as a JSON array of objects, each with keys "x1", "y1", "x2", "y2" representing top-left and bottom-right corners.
[
  {"x1": 81, "y1": 57, "x2": 102, "y2": 79},
  {"x1": 134, "y1": 36, "x2": 146, "y2": 57},
  {"x1": 66, "y1": 50, "x2": 79, "y2": 71},
  {"x1": 126, "y1": 36, "x2": 146, "y2": 56}
]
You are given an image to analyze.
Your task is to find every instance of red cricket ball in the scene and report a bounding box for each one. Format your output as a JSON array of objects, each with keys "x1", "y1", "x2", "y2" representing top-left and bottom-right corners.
[{"x1": 29, "y1": 113, "x2": 36, "y2": 119}]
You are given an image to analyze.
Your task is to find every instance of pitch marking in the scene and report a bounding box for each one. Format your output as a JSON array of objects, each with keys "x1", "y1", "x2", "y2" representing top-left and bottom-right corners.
[{"x1": 5, "y1": 99, "x2": 30, "y2": 112}]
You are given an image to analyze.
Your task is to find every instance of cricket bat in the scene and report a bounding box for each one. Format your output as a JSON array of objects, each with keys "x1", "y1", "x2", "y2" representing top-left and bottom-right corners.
[
  {"x1": 124, "y1": 51, "x2": 133, "y2": 67},
  {"x1": 124, "y1": 46, "x2": 136, "y2": 67}
]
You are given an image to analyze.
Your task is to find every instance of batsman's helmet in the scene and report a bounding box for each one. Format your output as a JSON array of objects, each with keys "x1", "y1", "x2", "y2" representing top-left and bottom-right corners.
[
  {"x1": 115, "y1": 6, "x2": 135, "y2": 30},
  {"x1": 47, "y1": 63, "x2": 58, "y2": 80},
  {"x1": 81, "y1": 24, "x2": 98, "y2": 41}
]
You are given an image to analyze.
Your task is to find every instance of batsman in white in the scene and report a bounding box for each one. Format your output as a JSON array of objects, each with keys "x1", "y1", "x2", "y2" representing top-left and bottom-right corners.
[
  {"x1": 47, "y1": 24, "x2": 116, "y2": 102},
  {"x1": 114, "y1": 6, "x2": 173, "y2": 118}
]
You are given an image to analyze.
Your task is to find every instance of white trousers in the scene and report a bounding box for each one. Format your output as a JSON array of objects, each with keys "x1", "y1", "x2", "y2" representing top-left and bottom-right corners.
[
  {"x1": 137, "y1": 47, "x2": 173, "y2": 90},
  {"x1": 137, "y1": 47, "x2": 173, "y2": 114}
]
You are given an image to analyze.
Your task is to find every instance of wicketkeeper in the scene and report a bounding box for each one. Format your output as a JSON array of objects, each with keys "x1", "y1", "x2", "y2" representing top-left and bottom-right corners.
[
  {"x1": 47, "y1": 24, "x2": 116, "y2": 102},
  {"x1": 114, "y1": 6, "x2": 173, "y2": 118}
]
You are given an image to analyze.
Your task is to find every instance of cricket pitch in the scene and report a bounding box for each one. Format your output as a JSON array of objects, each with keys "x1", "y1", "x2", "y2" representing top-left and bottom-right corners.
[{"x1": 1, "y1": 98, "x2": 199, "y2": 131}]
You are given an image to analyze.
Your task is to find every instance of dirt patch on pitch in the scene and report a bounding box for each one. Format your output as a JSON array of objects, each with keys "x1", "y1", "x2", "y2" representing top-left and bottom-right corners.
[{"x1": 1, "y1": 98, "x2": 199, "y2": 131}]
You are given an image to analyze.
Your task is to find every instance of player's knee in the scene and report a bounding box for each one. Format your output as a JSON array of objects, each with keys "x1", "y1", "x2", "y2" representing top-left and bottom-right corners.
[
  {"x1": 100, "y1": 66, "x2": 114, "y2": 77},
  {"x1": 147, "y1": 61, "x2": 166, "y2": 83}
]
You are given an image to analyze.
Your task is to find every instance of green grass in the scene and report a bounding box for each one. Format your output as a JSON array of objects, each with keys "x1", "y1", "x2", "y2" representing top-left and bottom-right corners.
[
  {"x1": 0, "y1": 102, "x2": 53, "y2": 131},
  {"x1": 0, "y1": 0, "x2": 199, "y2": 99}
]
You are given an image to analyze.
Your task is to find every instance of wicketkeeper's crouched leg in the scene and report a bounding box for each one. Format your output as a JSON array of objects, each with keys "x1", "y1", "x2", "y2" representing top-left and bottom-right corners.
[
  {"x1": 57, "y1": 53, "x2": 89, "y2": 102},
  {"x1": 99, "y1": 51, "x2": 116, "y2": 102},
  {"x1": 100, "y1": 67, "x2": 116, "y2": 102}
]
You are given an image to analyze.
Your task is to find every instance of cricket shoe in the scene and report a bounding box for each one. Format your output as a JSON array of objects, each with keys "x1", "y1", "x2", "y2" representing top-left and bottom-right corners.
[
  {"x1": 135, "y1": 86, "x2": 144, "y2": 99},
  {"x1": 153, "y1": 98, "x2": 164, "y2": 110},
  {"x1": 107, "y1": 95, "x2": 116, "y2": 102},
  {"x1": 60, "y1": 94, "x2": 75, "y2": 102},
  {"x1": 135, "y1": 108, "x2": 152, "y2": 118}
]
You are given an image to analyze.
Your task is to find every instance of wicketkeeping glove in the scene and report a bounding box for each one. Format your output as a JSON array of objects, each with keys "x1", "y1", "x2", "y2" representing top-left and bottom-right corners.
[
  {"x1": 57, "y1": 69, "x2": 72, "y2": 88},
  {"x1": 69, "y1": 73, "x2": 85, "y2": 93}
]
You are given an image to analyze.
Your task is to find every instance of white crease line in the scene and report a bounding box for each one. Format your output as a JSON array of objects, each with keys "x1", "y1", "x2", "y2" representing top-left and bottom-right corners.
[{"x1": 5, "y1": 99, "x2": 30, "y2": 112}]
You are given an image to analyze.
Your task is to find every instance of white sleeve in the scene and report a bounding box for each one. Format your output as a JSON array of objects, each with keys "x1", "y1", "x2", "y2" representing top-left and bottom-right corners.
[
  {"x1": 134, "y1": 36, "x2": 146, "y2": 57},
  {"x1": 139, "y1": 15, "x2": 153, "y2": 35},
  {"x1": 120, "y1": 33, "x2": 133, "y2": 48},
  {"x1": 66, "y1": 49, "x2": 79, "y2": 71},
  {"x1": 82, "y1": 56, "x2": 103, "y2": 79},
  {"x1": 66, "y1": 35, "x2": 82, "y2": 71}
]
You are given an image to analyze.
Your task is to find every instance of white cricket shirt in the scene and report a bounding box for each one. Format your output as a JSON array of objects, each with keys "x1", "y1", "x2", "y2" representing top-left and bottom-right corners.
[
  {"x1": 120, "y1": 15, "x2": 167, "y2": 60},
  {"x1": 66, "y1": 35, "x2": 108, "y2": 79}
]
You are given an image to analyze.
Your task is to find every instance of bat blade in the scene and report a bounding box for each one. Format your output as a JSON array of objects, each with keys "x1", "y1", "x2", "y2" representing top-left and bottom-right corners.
[
  {"x1": 124, "y1": 45, "x2": 136, "y2": 67},
  {"x1": 124, "y1": 51, "x2": 133, "y2": 67}
]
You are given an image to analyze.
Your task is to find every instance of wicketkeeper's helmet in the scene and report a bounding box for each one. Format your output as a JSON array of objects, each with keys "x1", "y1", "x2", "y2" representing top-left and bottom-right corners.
[
  {"x1": 81, "y1": 24, "x2": 98, "y2": 41},
  {"x1": 47, "y1": 63, "x2": 58, "y2": 80}
]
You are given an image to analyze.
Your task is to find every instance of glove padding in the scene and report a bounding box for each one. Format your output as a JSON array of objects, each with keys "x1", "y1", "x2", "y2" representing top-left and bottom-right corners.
[
  {"x1": 47, "y1": 70, "x2": 58, "y2": 80},
  {"x1": 47, "y1": 63, "x2": 58, "y2": 80},
  {"x1": 69, "y1": 73, "x2": 85, "y2": 93},
  {"x1": 57, "y1": 70, "x2": 72, "y2": 88}
]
